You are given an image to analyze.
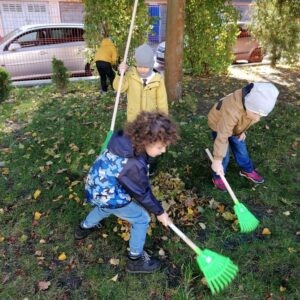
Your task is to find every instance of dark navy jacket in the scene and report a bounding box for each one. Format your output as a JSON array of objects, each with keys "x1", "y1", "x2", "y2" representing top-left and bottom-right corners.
[{"x1": 85, "y1": 130, "x2": 164, "y2": 216}]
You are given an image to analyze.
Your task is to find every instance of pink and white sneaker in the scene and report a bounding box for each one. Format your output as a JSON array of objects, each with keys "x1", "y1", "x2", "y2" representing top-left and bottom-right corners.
[{"x1": 239, "y1": 170, "x2": 264, "y2": 183}]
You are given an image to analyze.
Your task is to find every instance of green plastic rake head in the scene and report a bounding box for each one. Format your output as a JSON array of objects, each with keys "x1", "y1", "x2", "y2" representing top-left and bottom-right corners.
[
  {"x1": 168, "y1": 223, "x2": 238, "y2": 295},
  {"x1": 196, "y1": 248, "x2": 239, "y2": 294},
  {"x1": 234, "y1": 202, "x2": 260, "y2": 233}
]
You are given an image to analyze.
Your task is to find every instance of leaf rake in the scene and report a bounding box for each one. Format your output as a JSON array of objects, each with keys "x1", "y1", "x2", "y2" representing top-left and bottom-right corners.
[
  {"x1": 205, "y1": 148, "x2": 259, "y2": 233},
  {"x1": 169, "y1": 223, "x2": 238, "y2": 294}
]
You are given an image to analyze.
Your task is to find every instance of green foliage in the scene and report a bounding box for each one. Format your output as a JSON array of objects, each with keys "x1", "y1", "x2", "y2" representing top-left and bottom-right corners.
[
  {"x1": 0, "y1": 68, "x2": 12, "y2": 103},
  {"x1": 51, "y1": 57, "x2": 69, "y2": 93},
  {"x1": 83, "y1": 0, "x2": 152, "y2": 64},
  {"x1": 184, "y1": 0, "x2": 238, "y2": 75},
  {"x1": 0, "y1": 65, "x2": 300, "y2": 298},
  {"x1": 250, "y1": 0, "x2": 300, "y2": 67}
]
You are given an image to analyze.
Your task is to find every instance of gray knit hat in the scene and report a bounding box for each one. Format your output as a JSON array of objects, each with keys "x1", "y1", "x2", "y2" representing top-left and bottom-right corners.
[
  {"x1": 245, "y1": 82, "x2": 279, "y2": 116},
  {"x1": 134, "y1": 44, "x2": 154, "y2": 69}
]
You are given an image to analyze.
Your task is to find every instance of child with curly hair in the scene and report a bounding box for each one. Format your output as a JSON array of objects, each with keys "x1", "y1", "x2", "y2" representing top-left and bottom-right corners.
[{"x1": 75, "y1": 111, "x2": 179, "y2": 273}]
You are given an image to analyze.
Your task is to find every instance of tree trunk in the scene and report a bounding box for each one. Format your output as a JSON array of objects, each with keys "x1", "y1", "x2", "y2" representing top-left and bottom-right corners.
[{"x1": 165, "y1": 0, "x2": 185, "y2": 102}]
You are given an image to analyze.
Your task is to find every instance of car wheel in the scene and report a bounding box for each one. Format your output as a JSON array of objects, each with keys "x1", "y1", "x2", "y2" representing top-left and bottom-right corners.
[{"x1": 249, "y1": 48, "x2": 263, "y2": 63}]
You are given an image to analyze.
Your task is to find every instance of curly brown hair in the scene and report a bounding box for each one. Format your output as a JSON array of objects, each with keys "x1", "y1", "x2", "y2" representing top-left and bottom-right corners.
[{"x1": 124, "y1": 111, "x2": 179, "y2": 154}]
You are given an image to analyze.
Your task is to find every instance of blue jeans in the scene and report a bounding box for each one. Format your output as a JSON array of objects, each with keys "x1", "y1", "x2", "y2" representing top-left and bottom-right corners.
[
  {"x1": 212, "y1": 131, "x2": 255, "y2": 178},
  {"x1": 81, "y1": 201, "x2": 150, "y2": 255}
]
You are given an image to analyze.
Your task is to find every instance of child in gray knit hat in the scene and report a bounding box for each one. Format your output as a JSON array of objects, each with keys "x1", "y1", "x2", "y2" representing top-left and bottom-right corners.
[
  {"x1": 207, "y1": 82, "x2": 279, "y2": 191},
  {"x1": 113, "y1": 43, "x2": 168, "y2": 122}
]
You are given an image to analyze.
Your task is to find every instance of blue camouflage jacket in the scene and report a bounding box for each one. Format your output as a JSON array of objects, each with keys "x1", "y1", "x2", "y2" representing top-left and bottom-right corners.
[{"x1": 85, "y1": 130, "x2": 164, "y2": 215}]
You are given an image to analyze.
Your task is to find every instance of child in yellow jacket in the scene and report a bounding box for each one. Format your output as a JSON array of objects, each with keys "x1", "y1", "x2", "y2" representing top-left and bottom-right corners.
[
  {"x1": 94, "y1": 37, "x2": 118, "y2": 93},
  {"x1": 113, "y1": 44, "x2": 168, "y2": 122}
]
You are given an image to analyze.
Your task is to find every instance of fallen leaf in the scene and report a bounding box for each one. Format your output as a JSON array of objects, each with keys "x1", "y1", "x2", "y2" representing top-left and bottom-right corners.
[
  {"x1": 0, "y1": 236, "x2": 5, "y2": 242},
  {"x1": 279, "y1": 286, "x2": 286, "y2": 292},
  {"x1": 199, "y1": 222, "x2": 206, "y2": 230},
  {"x1": 262, "y1": 228, "x2": 271, "y2": 235},
  {"x1": 38, "y1": 281, "x2": 51, "y2": 291},
  {"x1": 222, "y1": 211, "x2": 236, "y2": 221},
  {"x1": 34, "y1": 211, "x2": 42, "y2": 221},
  {"x1": 109, "y1": 258, "x2": 120, "y2": 266},
  {"x1": 88, "y1": 149, "x2": 95, "y2": 155},
  {"x1": 33, "y1": 189, "x2": 41, "y2": 200},
  {"x1": 158, "y1": 248, "x2": 166, "y2": 256},
  {"x1": 58, "y1": 252, "x2": 67, "y2": 261},
  {"x1": 121, "y1": 232, "x2": 130, "y2": 241},
  {"x1": 110, "y1": 274, "x2": 118, "y2": 282}
]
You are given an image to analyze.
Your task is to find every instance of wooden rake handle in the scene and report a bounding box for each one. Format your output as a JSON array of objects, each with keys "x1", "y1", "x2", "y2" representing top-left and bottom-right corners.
[
  {"x1": 110, "y1": 0, "x2": 139, "y2": 131},
  {"x1": 205, "y1": 148, "x2": 240, "y2": 205},
  {"x1": 168, "y1": 222, "x2": 201, "y2": 255}
]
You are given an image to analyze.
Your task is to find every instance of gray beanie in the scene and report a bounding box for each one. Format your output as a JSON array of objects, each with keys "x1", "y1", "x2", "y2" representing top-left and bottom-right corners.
[
  {"x1": 134, "y1": 44, "x2": 154, "y2": 69},
  {"x1": 245, "y1": 82, "x2": 279, "y2": 116}
]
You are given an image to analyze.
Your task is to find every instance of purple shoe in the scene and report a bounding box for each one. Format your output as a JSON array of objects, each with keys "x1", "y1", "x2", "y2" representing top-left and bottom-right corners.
[
  {"x1": 212, "y1": 177, "x2": 227, "y2": 191},
  {"x1": 239, "y1": 170, "x2": 264, "y2": 184}
]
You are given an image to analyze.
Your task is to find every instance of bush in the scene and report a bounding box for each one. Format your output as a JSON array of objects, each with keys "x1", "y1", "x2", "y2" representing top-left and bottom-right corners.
[
  {"x1": 184, "y1": 0, "x2": 238, "y2": 75},
  {"x1": 51, "y1": 57, "x2": 69, "y2": 93},
  {"x1": 0, "y1": 68, "x2": 12, "y2": 103}
]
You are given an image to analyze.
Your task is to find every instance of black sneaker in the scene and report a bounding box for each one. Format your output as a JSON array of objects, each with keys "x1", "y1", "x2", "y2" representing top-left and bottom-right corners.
[
  {"x1": 126, "y1": 251, "x2": 161, "y2": 273},
  {"x1": 74, "y1": 222, "x2": 103, "y2": 240}
]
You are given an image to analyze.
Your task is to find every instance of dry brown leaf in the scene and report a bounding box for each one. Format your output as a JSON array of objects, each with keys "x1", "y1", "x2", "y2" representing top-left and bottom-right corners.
[{"x1": 38, "y1": 281, "x2": 51, "y2": 291}]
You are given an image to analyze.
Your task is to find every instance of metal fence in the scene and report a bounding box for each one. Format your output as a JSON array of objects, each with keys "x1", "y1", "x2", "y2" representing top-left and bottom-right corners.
[{"x1": 0, "y1": 1, "x2": 166, "y2": 81}]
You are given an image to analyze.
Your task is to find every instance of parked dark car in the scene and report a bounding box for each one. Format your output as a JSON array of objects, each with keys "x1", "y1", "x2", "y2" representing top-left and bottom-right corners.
[
  {"x1": 156, "y1": 22, "x2": 263, "y2": 65},
  {"x1": 0, "y1": 23, "x2": 91, "y2": 81}
]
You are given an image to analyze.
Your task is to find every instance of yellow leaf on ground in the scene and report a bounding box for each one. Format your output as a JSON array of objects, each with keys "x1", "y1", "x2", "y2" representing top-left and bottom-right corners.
[
  {"x1": 34, "y1": 211, "x2": 42, "y2": 221},
  {"x1": 0, "y1": 236, "x2": 5, "y2": 242},
  {"x1": 222, "y1": 211, "x2": 236, "y2": 221},
  {"x1": 262, "y1": 228, "x2": 271, "y2": 235},
  {"x1": 58, "y1": 252, "x2": 67, "y2": 261},
  {"x1": 187, "y1": 207, "x2": 193, "y2": 215},
  {"x1": 121, "y1": 232, "x2": 130, "y2": 241},
  {"x1": 33, "y1": 189, "x2": 41, "y2": 200}
]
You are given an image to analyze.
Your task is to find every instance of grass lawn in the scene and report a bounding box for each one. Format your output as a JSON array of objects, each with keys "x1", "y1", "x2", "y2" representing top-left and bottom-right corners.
[{"x1": 0, "y1": 64, "x2": 299, "y2": 299}]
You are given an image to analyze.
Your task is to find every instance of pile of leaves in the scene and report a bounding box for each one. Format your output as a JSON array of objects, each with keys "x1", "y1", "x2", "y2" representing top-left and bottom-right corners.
[
  {"x1": 151, "y1": 169, "x2": 207, "y2": 224},
  {"x1": 114, "y1": 169, "x2": 208, "y2": 241}
]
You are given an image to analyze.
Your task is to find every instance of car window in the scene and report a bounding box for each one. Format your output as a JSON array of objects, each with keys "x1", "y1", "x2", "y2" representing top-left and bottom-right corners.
[
  {"x1": 12, "y1": 30, "x2": 40, "y2": 48},
  {"x1": 48, "y1": 28, "x2": 84, "y2": 44}
]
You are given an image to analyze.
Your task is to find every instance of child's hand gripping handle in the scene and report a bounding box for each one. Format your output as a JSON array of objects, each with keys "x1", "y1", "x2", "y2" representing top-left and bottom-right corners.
[
  {"x1": 168, "y1": 222, "x2": 202, "y2": 255},
  {"x1": 205, "y1": 148, "x2": 240, "y2": 205}
]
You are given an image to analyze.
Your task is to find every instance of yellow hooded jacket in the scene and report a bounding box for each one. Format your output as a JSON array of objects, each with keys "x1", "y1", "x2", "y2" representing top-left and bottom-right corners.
[
  {"x1": 94, "y1": 38, "x2": 117, "y2": 64},
  {"x1": 113, "y1": 67, "x2": 168, "y2": 122}
]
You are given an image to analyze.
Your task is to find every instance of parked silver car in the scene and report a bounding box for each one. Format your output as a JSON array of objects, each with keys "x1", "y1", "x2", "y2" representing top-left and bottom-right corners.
[{"x1": 0, "y1": 23, "x2": 91, "y2": 81}]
